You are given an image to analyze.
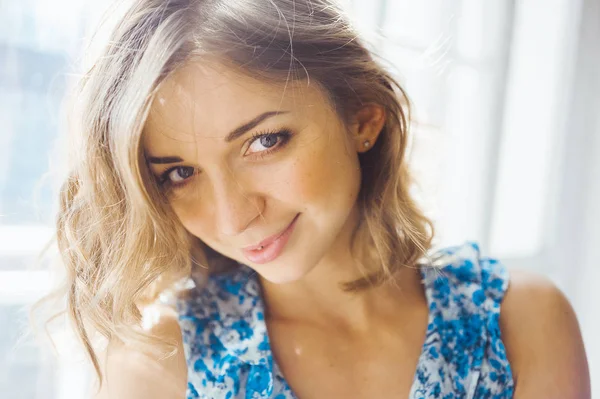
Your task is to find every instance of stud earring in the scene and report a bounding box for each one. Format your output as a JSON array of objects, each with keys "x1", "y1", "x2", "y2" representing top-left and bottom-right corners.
[{"x1": 363, "y1": 140, "x2": 371, "y2": 148}]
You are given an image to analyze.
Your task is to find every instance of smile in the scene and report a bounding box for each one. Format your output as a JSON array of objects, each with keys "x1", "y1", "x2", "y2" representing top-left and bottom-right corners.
[{"x1": 241, "y1": 214, "x2": 299, "y2": 264}]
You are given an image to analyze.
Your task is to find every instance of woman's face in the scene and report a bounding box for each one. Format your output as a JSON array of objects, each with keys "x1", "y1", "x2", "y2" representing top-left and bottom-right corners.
[{"x1": 143, "y1": 61, "x2": 370, "y2": 284}]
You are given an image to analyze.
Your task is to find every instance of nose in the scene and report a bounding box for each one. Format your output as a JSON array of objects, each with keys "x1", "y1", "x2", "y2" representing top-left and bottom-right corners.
[{"x1": 212, "y1": 170, "x2": 263, "y2": 239}]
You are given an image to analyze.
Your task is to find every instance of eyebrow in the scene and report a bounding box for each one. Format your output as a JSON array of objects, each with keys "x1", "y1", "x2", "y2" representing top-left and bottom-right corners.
[{"x1": 147, "y1": 110, "x2": 289, "y2": 164}]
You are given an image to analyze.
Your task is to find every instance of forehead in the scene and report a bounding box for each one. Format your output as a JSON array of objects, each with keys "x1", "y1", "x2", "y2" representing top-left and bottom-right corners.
[{"x1": 143, "y1": 60, "x2": 331, "y2": 152}]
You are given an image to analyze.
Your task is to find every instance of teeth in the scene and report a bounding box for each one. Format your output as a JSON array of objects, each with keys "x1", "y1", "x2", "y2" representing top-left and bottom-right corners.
[{"x1": 248, "y1": 244, "x2": 265, "y2": 252}]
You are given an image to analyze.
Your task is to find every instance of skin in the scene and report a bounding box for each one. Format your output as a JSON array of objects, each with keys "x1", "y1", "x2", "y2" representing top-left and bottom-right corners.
[
  {"x1": 143, "y1": 60, "x2": 382, "y2": 288},
  {"x1": 93, "y1": 60, "x2": 591, "y2": 398}
]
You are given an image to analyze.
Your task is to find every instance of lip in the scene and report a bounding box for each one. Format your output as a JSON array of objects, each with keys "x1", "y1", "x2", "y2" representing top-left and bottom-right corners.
[
  {"x1": 241, "y1": 214, "x2": 299, "y2": 264},
  {"x1": 242, "y1": 214, "x2": 299, "y2": 251}
]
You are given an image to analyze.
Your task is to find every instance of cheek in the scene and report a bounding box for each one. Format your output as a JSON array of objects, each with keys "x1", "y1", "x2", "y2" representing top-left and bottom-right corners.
[
  {"x1": 283, "y1": 138, "x2": 361, "y2": 209},
  {"x1": 167, "y1": 193, "x2": 212, "y2": 237},
  {"x1": 162, "y1": 130, "x2": 361, "y2": 234}
]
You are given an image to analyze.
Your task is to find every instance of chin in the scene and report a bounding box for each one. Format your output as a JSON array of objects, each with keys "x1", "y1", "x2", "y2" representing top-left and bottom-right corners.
[
  {"x1": 252, "y1": 261, "x2": 315, "y2": 285},
  {"x1": 248, "y1": 247, "x2": 321, "y2": 285},
  {"x1": 239, "y1": 218, "x2": 325, "y2": 284}
]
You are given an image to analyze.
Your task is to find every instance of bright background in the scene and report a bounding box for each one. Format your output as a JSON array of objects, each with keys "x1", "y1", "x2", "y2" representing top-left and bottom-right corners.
[{"x1": 1, "y1": 0, "x2": 598, "y2": 397}]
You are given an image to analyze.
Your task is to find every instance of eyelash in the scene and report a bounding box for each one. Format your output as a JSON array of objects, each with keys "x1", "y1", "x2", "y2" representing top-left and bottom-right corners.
[
  {"x1": 157, "y1": 128, "x2": 293, "y2": 192},
  {"x1": 247, "y1": 128, "x2": 293, "y2": 161}
]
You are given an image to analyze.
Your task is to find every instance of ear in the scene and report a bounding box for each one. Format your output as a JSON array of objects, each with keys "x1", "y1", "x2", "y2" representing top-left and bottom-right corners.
[{"x1": 348, "y1": 103, "x2": 386, "y2": 153}]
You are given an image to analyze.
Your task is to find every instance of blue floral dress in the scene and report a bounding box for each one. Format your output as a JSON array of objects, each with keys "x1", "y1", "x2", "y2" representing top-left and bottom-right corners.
[{"x1": 175, "y1": 241, "x2": 515, "y2": 398}]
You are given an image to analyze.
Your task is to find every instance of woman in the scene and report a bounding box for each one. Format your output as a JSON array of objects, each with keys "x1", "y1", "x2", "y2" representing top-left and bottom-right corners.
[{"x1": 47, "y1": 0, "x2": 589, "y2": 398}]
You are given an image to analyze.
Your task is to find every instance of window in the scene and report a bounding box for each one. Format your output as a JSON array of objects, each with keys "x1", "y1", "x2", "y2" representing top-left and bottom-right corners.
[
  {"x1": 2, "y1": 0, "x2": 597, "y2": 396},
  {"x1": 1, "y1": 2, "x2": 110, "y2": 397}
]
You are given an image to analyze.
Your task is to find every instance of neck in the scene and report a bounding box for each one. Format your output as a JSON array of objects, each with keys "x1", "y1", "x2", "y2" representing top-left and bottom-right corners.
[{"x1": 258, "y1": 211, "x2": 426, "y2": 331}]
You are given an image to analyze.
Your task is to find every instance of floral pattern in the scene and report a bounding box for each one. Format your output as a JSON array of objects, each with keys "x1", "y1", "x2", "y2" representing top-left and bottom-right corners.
[{"x1": 175, "y1": 241, "x2": 514, "y2": 398}]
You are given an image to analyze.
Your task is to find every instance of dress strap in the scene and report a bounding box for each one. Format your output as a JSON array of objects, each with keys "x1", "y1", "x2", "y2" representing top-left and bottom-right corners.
[{"x1": 410, "y1": 241, "x2": 514, "y2": 398}]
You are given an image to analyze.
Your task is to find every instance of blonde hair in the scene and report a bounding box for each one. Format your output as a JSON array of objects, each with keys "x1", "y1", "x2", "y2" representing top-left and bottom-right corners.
[{"x1": 36, "y1": 0, "x2": 434, "y2": 389}]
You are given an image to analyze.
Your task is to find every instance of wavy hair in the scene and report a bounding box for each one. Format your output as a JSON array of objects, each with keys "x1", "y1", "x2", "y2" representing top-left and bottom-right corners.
[{"x1": 35, "y1": 0, "x2": 435, "y2": 389}]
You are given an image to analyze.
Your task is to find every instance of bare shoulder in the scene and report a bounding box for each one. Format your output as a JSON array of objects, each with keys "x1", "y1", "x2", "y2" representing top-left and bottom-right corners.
[
  {"x1": 92, "y1": 304, "x2": 187, "y2": 399},
  {"x1": 499, "y1": 268, "x2": 590, "y2": 399}
]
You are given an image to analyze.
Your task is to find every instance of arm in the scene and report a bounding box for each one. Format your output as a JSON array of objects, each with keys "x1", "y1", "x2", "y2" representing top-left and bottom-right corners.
[
  {"x1": 92, "y1": 305, "x2": 187, "y2": 399},
  {"x1": 500, "y1": 269, "x2": 590, "y2": 399}
]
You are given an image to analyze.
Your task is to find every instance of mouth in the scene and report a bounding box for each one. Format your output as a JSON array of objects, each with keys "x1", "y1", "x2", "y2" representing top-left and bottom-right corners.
[{"x1": 241, "y1": 214, "x2": 299, "y2": 264}]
